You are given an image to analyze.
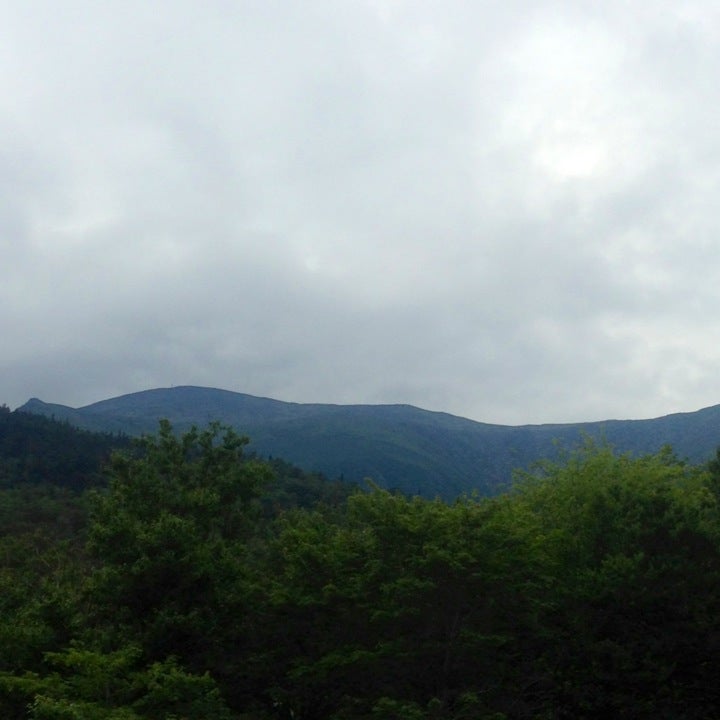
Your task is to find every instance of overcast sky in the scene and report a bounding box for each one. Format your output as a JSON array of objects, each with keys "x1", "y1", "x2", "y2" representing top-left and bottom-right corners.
[{"x1": 4, "y1": 1, "x2": 720, "y2": 424}]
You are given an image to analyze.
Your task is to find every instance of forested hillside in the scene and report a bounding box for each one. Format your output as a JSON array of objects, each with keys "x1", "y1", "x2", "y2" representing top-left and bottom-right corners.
[
  {"x1": 2, "y1": 415, "x2": 720, "y2": 718},
  {"x1": 21, "y1": 386, "x2": 720, "y2": 498},
  {"x1": 0, "y1": 404, "x2": 129, "y2": 490},
  {"x1": 0, "y1": 408, "x2": 353, "y2": 514}
]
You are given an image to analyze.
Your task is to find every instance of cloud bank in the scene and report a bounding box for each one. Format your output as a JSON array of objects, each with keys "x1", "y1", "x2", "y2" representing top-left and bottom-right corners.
[{"x1": 4, "y1": 0, "x2": 720, "y2": 424}]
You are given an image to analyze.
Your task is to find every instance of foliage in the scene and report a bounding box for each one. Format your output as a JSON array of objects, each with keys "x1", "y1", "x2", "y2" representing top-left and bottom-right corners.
[
  {"x1": 511, "y1": 440, "x2": 720, "y2": 717},
  {"x1": 4, "y1": 418, "x2": 720, "y2": 718},
  {"x1": 0, "y1": 409, "x2": 128, "y2": 491}
]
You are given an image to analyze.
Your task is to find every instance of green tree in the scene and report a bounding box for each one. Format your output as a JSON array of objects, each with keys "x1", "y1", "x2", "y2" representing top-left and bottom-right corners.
[
  {"x1": 513, "y1": 441, "x2": 720, "y2": 718},
  {"x1": 261, "y1": 487, "x2": 553, "y2": 719},
  {"x1": 2, "y1": 644, "x2": 232, "y2": 720},
  {"x1": 85, "y1": 421, "x2": 273, "y2": 701}
]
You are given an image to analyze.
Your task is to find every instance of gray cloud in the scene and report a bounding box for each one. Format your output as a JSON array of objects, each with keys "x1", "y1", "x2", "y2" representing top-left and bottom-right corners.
[{"x1": 3, "y1": 0, "x2": 720, "y2": 424}]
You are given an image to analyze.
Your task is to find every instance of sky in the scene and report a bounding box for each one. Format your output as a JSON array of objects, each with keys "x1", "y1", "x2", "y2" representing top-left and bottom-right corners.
[{"x1": 3, "y1": 0, "x2": 720, "y2": 425}]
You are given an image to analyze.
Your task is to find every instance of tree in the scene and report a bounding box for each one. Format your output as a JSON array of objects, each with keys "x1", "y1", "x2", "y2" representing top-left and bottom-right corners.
[
  {"x1": 1, "y1": 644, "x2": 233, "y2": 720},
  {"x1": 260, "y1": 487, "x2": 554, "y2": 719},
  {"x1": 512, "y1": 441, "x2": 720, "y2": 718},
  {"x1": 73, "y1": 421, "x2": 269, "y2": 714}
]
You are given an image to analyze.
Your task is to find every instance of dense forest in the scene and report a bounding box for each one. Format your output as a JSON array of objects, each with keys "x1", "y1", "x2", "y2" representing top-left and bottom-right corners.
[{"x1": 2, "y1": 406, "x2": 720, "y2": 718}]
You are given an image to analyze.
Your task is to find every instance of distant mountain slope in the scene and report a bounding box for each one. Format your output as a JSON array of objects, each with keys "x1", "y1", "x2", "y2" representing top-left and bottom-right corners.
[{"x1": 19, "y1": 387, "x2": 720, "y2": 498}]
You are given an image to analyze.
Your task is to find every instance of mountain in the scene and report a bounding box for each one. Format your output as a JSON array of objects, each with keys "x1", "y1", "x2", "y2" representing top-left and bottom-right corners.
[{"x1": 18, "y1": 387, "x2": 720, "y2": 498}]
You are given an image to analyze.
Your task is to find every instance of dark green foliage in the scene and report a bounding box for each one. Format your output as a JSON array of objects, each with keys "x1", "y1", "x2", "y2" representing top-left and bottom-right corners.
[
  {"x1": 261, "y1": 491, "x2": 549, "y2": 718},
  {"x1": 506, "y1": 442, "x2": 720, "y2": 718},
  {"x1": 261, "y1": 456, "x2": 357, "y2": 513},
  {"x1": 86, "y1": 421, "x2": 272, "y2": 672},
  {"x1": 4, "y1": 415, "x2": 720, "y2": 718},
  {"x1": 255, "y1": 442, "x2": 720, "y2": 718},
  {"x1": 0, "y1": 409, "x2": 129, "y2": 491}
]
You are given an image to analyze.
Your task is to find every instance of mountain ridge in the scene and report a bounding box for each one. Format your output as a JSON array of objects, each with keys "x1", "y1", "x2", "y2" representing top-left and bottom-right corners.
[{"x1": 18, "y1": 386, "x2": 720, "y2": 498}]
